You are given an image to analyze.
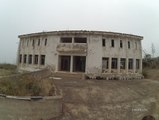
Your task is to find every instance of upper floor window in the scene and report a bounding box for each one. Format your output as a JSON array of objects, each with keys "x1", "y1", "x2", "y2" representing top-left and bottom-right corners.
[
  {"x1": 135, "y1": 41, "x2": 137, "y2": 49},
  {"x1": 38, "y1": 39, "x2": 40, "y2": 46},
  {"x1": 74, "y1": 37, "x2": 87, "y2": 43},
  {"x1": 111, "y1": 39, "x2": 114, "y2": 47},
  {"x1": 61, "y1": 37, "x2": 72, "y2": 43},
  {"x1": 120, "y1": 40, "x2": 123, "y2": 48},
  {"x1": 102, "y1": 39, "x2": 105, "y2": 47},
  {"x1": 128, "y1": 41, "x2": 130, "y2": 49},
  {"x1": 45, "y1": 39, "x2": 47, "y2": 46},
  {"x1": 32, "y1": 39, "x2": 35, "y2": 47}
]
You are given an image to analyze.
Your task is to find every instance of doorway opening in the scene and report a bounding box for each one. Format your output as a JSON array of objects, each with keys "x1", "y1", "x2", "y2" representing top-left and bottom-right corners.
[
  {"x1": 59, "y1": 56, "x2": 71, "y2": 71},
  {"x1": 73, "y1": 56, "x2": 86, "y2": 72}
]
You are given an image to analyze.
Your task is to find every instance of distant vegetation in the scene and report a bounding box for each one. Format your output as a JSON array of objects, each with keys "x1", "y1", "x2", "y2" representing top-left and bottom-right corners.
[
  {"x1": 0, "y1": 63, "x2": 17, "y2": 76},
  {"x1": 143, "y1": 55, "x2": 159, "y2": 80}
]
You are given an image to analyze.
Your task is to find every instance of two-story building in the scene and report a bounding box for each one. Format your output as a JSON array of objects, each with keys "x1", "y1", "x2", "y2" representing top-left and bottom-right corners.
[{"x1": 17, "y1": 30, "x2": 143, "y2": 79}]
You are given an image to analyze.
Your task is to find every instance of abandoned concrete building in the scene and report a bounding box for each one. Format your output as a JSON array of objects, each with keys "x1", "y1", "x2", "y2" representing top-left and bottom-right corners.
[{"x1": 17, "y1": 30, "x2": 143, "y2": 79}]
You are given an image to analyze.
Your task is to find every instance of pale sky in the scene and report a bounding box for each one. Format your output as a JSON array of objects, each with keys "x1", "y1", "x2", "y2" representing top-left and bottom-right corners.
[{"x1": 0, "y1": 0, "x2": 159, "y2": 63}]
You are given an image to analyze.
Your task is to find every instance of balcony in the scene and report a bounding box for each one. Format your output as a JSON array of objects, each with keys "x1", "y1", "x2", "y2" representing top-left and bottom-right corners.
[{"x1": 56, "y1": 43, "x2": 87, "y2": 54}]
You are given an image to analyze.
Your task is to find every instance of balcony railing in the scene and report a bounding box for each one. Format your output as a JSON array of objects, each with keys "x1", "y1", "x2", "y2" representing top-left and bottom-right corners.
[{"x1": 56, "y1": 43, "x2": 87, "y2": 54}]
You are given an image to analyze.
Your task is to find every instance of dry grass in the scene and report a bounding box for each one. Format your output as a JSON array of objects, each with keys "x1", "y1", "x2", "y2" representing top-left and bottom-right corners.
[{"x1": 0, "y1": 64, "x2": 17, "y2": 76}]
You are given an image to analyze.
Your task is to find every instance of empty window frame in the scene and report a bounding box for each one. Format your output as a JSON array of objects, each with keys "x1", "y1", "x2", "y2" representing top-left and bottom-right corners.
[
  {"x1": 23, "y1": 54, "x2": 27, "y2": 64},
  {"x1": 40, "y1": 55, "x2": 45, "y2": 65},
  {"x1": 120, "y1": 58, "x2": 126, "y2": 69},
  {"x1": 19, "y1": 54, "x2": 22, "y2": 63},
  {"x1": 102, "y1": 57, "x2": 109, "y2": 69},
  {"x1": 32, "y1": 39, "x2": 35, "y2": 47},
  {"x1": 102, "y1": 39, "x2": 105, "y2": 47},
  {"x1": 111, "y1": 58, "x2": 117, "y2": 69},
  {"x1": 120, "y1": 40, "x2": 123, "y2": 48},
  {"x1": 45, "y1": 39, "x2": 47, "y2": 46},
  {"x1": 38, "y1": 39, "x2": 40, "y2": 46},
  {"x1": 28, "y1": 55, "x2": 32, "y2": 64},
  {"x1": 136, "y1": 59, "x2": 140, "y2": 69},
  {"x1": 27, "y1": 40, "x2": 29, "y2": 46},
  {"x1": 34, "y1": 55, "x2": 38, "y2": 64},
  {"x1": 61, "y1": 37, "x2": 72, "y2": 43},
  {"x1": 128, "y1": 59, "x2": 133, "y2": 69},
  {"x1": 128, "y1": 41, "x2": 130, "y2": 49},
  {"x1": 74, "y1": 37, "x2": 87, "y2": 43},
  {"x1": 111, "y1": 39, "x2": 114, "y2": 47}
]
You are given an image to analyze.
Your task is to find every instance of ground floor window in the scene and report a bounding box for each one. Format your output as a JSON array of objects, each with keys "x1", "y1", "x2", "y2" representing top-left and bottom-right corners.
[
  {"x1": 128, "y1": 59, "x2": 133, "y2": 69},
  {"x1": 73, "y1": 56, "x2": 86, "y2": 72},
  {"x1": 23, "y1": 54, "x2": 27, "y2": 64},
  {"x1": 34, "y1": 55, "x2": 38, "y2": 64},
  {"x1": 102, "y1": 57, "x2": 109, "y2": 70},
  {"x1": 120, "y1": 58, "x2": 126, "y2": 69},
  {"x1": 28, "y1": 54, "x2": 32, "y2": 64},
  {"x1": 112, "y1": 58, "x2": 117, "y2": 69},
  {"x1": 40, "y1": 55, "x2": 45, "y2": 65},
  {"x1": 136, "y1": 59, "x2": 140, "y2": 69},
  {"x1": 19, "y1": 54, "x2": 22, "y2": 63}
]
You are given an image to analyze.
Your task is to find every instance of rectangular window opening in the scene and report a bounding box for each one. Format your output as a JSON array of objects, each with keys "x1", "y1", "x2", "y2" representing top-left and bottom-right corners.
[
  {"x1": 120, "y1": 40, "x2": 123, "y2": 48},
  {"x1": 128, "y1": 59, "x2": 133, "y2": 69},
  {"x1": 45, "y1": 39, "x2": 47, "y2": 46},
  {"x1": 102, "y1": 39, "x2": 105, "y2": 47},
  {"x1": 102, "y1": 57, "x2": 109, "y2": 70},
  {"x1": 34, "y1": 55, "x2": 38, "y2": 64},
  {"x1": 136, "y1": 59, "x2": 140, "y2": 69},
  {"x1": 19, "y1": 54, "x2": 22, "y2": 63},
  {"x1": 40, "y1": 55, "x2": 45, "y2": 65},
  {"x1": 61, "y1": 37, "x2": 72, "y2": 43},
  {"x1": 23, "y1": 54, "x2": 27, "y2": 64},
  {"x1": 38, "y1": 39, "x2": 40, "y2": 46},
  {"x1": 74, "y1": 37, "x2": 87, "y2": 43},
  {"x1": 111, "y1": 39, "x2": 114, "y2": 47},
  {"x1": 111, "y1": 58, "x2": 117, "y2": 69},
  {"x1": 28, "y1": 55, "x2": 32, "y2": 64},
  {"x1": 128, "y1": 41, "x2": 130, "y2": 49}
]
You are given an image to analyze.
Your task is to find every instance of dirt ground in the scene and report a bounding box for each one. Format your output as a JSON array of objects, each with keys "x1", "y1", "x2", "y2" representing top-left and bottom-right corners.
[{"x1": 53, "y1": 73, "x2": 159, "y2": 120}]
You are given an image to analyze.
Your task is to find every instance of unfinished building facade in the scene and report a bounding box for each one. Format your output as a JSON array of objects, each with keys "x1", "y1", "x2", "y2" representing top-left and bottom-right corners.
[{"x1": 17, "y1": 30, "x2": 143, "y2": 79}]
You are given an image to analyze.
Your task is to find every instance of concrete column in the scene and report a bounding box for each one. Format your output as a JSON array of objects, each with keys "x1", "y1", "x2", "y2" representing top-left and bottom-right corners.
[
  {"x1": 133, "y1": 58, "x2": 136, "y2": 73},
  {"x1": 32, "y1": 54, "x2": 34, "y2": 65},
  {"x1": 126, "y1": 58, "x2": 129, "y2": 74},
  {"x1": 108, "y1": 57, "x2": 112, "y2": 73},
  {"x1": 117, "y1": 58, "x2": 120, "y2": 74},
  {"x1": 38, "y1": 55, "x2": 41, "y2": 68},
  {"x1": 70, "y1": 56, "x2": 73, "y2": 73}
]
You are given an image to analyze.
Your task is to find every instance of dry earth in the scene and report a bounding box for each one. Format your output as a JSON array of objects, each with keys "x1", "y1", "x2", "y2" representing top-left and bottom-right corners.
[{"x1": 53, "y1": 73, "x2": 159, "y2": 120}]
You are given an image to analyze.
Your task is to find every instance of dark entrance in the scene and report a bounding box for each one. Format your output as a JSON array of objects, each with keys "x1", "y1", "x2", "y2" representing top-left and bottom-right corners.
[
  {"x1": 73, "y1": 56, "x2": 86, "y2": 72},
  {"x1": 59, "y1": 56, "x2": 70, "y2": 71}
]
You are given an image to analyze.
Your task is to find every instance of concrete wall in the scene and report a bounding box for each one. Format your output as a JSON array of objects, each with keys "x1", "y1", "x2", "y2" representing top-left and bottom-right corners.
[{"x1": 0, "y1": 95, "x2": 63, "y2": 120}]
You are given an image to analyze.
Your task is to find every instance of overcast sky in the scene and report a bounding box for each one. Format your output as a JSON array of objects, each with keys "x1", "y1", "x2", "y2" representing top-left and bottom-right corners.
[{"x1": 0, "y1": 0, "x2": 159, "y2": 63}]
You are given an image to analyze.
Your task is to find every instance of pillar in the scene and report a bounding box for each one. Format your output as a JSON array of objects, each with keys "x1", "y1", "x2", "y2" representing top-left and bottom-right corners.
[
  {"x1": 133, "y1": 58, "x2": 136, "y2": 73},
  {"x1": 70, "y1": 56, "x2": 73, "y2": 73},
  {"x1": 108, "y1": 57, "x2": 112, "y2": 73},
  {"x1": 117, "y1": 57, "x2": 120, "y2": 74},
  {"x1": 126, "y1": 58, "x2": 129, "y2": 74}
]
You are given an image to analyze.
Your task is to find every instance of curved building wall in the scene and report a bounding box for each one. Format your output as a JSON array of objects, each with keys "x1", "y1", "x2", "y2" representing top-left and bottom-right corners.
[{"x1": 17, "y1": 30, "x2": 143, "y2": 76}]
